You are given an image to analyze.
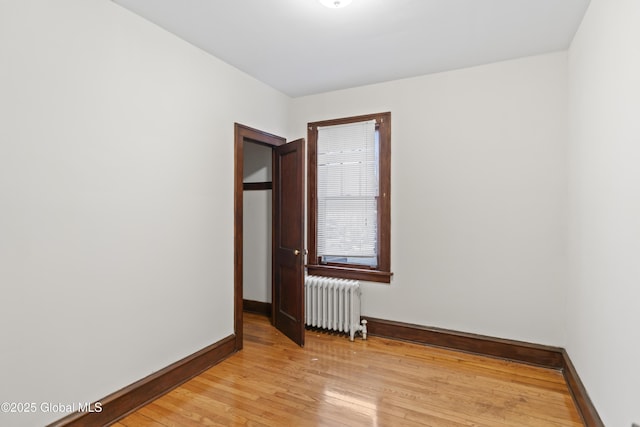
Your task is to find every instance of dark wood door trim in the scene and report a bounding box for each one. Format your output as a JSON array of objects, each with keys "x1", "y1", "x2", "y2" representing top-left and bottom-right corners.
[{"x1": 234, "y1": 123, "x2": 285, "y2": 351}]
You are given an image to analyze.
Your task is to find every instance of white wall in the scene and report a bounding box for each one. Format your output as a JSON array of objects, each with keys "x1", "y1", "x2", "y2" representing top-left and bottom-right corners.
[
  {"x1": 243, "y1": 142, "x2": 272, "y2": 303},
  {"x1": 290, "y1": 52, "x2": 569, "y2": 346},
  {"x1": 0, "y1": 1, "x2": 288, "y2": 426},
  {"x1": 243, "y1": 191, "x2": 272, "y2": 303},
  {"x1": 244, "y1": 142, "x2": 273, "y2": 183},
  {"x1": 567, "y1": 0, "x2": 640, "y2": 425},
  {"x1": 5, "y1": 0, "x2": 631, "y2": 424}
]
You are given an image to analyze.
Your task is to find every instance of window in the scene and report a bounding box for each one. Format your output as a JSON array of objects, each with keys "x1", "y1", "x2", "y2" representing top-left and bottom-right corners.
[{"x1": 307, "y1": 112, "x2": 392, "y2": 283}]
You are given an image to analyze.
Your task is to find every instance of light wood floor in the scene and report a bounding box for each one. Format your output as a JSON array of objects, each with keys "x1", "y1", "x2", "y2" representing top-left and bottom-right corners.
[{"x1": 115, "y1": 313, "x2": 583, "y2": 426}]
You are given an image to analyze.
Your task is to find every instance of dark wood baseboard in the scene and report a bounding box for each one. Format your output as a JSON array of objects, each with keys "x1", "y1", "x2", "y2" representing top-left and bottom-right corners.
[
  {"x1": 46, "y1": 313, "x2": 603, "y2": 427},
  {"x1": 364, "y1": 316, "x2": 603, "y2": 426},
  {"x1": 243, "y1": 299, "x2": 272, "y2": 317},
  {"x1": 561, "y1": 349, "x2": 605, "y2": 427},
  {"x1": 48, "y1": 334, "x2": 236, "y2": 427},
  {"x1": 365, "y1": 317, "x2": 564, "y2": 368}
]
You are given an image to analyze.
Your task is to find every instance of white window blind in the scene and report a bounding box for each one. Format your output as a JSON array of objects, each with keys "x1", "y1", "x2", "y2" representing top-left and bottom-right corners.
[{"x1": 317, "y1": 119, "x2": 378, "y2": 259}]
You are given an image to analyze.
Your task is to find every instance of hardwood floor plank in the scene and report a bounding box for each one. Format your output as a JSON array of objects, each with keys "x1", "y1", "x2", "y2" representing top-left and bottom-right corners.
[
  {"x1": 118, "y1": 313, "x2": 583, "y2": 426},
  {"x1": 115, "y1": 411, "x2": 167, "y2": 427}
]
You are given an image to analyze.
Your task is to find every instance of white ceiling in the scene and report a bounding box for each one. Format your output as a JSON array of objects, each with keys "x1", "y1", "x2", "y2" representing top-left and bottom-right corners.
[{"x1": 112, "y1": 0, "x2": 590, "y2": 97}]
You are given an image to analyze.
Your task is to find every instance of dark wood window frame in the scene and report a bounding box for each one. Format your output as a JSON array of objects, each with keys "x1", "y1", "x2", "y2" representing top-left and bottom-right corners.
[{"x1": 307, "y1": 112, "x2": 392, "y2": 284}]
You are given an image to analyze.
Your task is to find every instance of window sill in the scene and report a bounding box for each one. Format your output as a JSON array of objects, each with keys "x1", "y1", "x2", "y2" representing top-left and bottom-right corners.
[{"x1": 306, "y1": 265, "x2": 392, "y2": 284}]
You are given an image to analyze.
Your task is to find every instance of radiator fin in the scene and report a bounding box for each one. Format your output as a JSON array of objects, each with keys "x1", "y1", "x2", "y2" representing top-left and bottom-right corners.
[{"x1": 304, "y1": 275, "x2": 367, "y2": 341}]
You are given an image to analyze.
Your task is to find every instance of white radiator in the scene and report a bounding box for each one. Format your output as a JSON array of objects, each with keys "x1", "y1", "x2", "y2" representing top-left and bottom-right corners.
[{"x1": 304, "y1": 275, "x2": 367, "y2": 341}]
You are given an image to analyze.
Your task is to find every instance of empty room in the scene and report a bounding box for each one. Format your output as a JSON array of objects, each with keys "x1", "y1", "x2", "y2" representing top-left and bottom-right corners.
[{"x1": 1, "y1": 1, "x2": 638, "y2": 426}]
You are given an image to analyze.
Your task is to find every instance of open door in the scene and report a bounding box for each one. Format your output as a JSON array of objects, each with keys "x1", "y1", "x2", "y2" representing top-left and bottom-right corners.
[{"x1": 273, "y1": 138, "x2": 305, "y2": 346}]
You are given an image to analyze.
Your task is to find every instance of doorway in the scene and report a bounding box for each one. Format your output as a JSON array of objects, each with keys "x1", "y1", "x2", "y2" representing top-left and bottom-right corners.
[
  {"x1": 242, "y1": 141, "x2": 273, "y2": 317},
  {"x1": 234, "y1": 123, "x2": 305, "y2": 350}
]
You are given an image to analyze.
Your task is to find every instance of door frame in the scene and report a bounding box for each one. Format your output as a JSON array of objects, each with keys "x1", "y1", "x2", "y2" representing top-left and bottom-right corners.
[{"x1": 234, "y1": 123, "x2": 286, "y2": 351}]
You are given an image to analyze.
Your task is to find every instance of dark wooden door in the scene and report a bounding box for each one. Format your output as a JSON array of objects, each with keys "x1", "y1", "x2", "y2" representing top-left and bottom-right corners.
[{"x1": 273, "y1": 138, "x2": 305, "y2": 347}]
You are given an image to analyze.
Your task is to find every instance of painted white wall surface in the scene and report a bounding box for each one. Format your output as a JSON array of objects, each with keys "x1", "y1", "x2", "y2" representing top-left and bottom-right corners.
[
  {"x1": 0, "y1": 1, "x2": 288, "y2": 425},
  {"x1": 567, "y1": 0, "x2": 640, "y2": 425},
  {"x1": 242, "y1": 142, "x2": 273, "y2": 303},
  {"x1": 244, "y1": 142, "x2": 273, "y2": 183},
  {"x1": 243, "y1": 190, "x2": 272, "y2": 303},
  {"x1": 290, "y1": 52, "x2": 569, "y2": 346}
]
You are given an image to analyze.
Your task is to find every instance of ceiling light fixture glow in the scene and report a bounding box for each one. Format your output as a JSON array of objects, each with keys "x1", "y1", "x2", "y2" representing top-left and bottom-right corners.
[{"x1": 319, "y1": 0, "x2": 352, "y2": 9}]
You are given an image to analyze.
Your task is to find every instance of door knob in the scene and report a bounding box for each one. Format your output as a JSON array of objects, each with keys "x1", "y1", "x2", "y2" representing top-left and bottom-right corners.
[{"x1": 294, "y1": 249, "x2": 300, "y2": 256}]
